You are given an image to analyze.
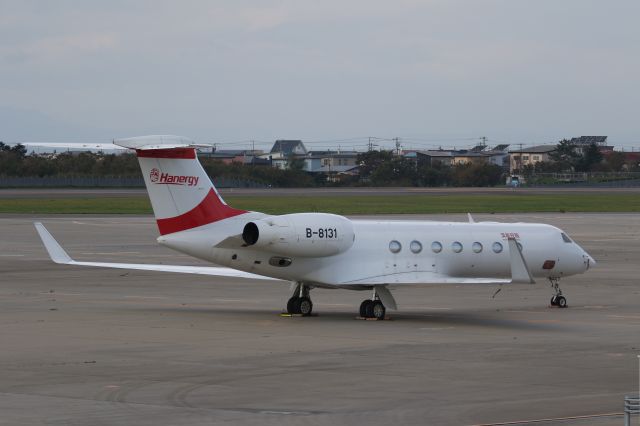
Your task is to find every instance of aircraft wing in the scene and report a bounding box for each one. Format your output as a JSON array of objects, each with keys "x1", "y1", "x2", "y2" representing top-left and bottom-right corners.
[
  {"x1": 342, "y1": 274, "x2": 512, "y2": 286},
  {"x1": 34, "y1": 223, "x2": 280, "y2": 281}
]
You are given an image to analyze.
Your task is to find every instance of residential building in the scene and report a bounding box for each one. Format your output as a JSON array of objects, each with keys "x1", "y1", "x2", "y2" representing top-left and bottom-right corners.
[
  {"x1": 483, "y1": 144, "x2": 510, "y2": 170},
  {"x1": 265, "y1": 140, "x2": 308, "y2": 169},
  {"x1": 509, "y1": 145, "x2": 557, "y2": 173},
  {"x1": 451, "y1": 150, "x2": 488, "y2": 165},
  {"x1": 303, "y1": 150, "x2": 359, "y2": 179},
  {"x1": 205, "y1": 149, "x2": 264, "y2": 165},
  {"x1": 568, "y1": 136, "x2": 612, "y2": 155},
  {"x1": 404, "y1": 150, "x2": 454, "y2": 167}
]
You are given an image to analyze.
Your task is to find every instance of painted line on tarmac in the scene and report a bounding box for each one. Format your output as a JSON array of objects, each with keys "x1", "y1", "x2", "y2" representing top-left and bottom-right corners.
[
  {"x1": 470, "y1": 411, "x2": 623, "y2": 425},
  {"x1": 404, "y1": 306, "x2": 452, "y2": 310},
  {"x1": 81, "y1": 251, "x2": 141, "y2": 255},
  {"x1": 608, "y1": 314, "x2": 640, "y2": 320},
  {"x1": 123, "y1": 295, "x2": 168, "y2": 299}
]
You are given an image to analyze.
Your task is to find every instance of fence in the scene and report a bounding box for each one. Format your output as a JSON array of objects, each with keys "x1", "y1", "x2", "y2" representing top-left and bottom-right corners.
[
  {"x1": 526, "y1": 172, "x2": 640, "y2": 187},
  {"x1": 626, "y1": 394, "x2": 639, "y2": 426}
]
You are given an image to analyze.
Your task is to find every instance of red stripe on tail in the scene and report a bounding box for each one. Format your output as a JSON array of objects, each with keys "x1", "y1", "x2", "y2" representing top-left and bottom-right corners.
[
  {"x1": 156, "y1": 188, "x2": 247, "y2": 235},
  {"x1": 136, "y1": 148, "x2": 196, "y2": 159}
]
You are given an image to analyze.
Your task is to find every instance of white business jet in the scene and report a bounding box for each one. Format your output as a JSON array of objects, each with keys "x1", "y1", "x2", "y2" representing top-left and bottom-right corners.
[{"x1": 34, "y1": 136, "x2": 595, "y2": 319}]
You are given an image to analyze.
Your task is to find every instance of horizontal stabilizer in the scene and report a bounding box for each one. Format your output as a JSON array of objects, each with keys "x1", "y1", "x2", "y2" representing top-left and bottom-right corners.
[
  {"x1": 34, "y1": 223, "x2": 279, "y2": 281},
  {"x1": 114, "y1": 135, "x2": 213, "y2": 151}
]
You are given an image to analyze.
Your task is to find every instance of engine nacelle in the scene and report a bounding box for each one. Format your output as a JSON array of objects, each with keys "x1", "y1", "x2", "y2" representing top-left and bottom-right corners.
[{"x1": 242, "y1": 213, "x2": 355, "y2": 257}]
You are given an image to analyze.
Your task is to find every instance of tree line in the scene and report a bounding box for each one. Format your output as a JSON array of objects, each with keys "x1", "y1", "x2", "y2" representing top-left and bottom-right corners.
[
  {"x1": 0, "y1": 143, "x2": 506, "y2": 187},
  {"x1": 3, "y1": 140, "x2": 630, "y2": 188},
  {"x1": 519, "y1": 141, "x2": 635, "y2": 176}
]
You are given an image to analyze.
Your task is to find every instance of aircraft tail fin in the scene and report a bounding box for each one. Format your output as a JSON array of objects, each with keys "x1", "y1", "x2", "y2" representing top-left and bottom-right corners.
[{"x1": 114, "y1": 136, "x2": 247, "y2": 235}]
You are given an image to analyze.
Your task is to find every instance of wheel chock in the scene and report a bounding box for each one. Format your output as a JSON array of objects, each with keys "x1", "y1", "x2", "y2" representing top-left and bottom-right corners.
[{"x1": 355, "y1": 316, "x2": 392, "y2": 321}]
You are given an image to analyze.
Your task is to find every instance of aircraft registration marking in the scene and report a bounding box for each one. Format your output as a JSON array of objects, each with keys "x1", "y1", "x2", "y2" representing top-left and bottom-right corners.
[
  {"x1": 305, "y1": 227, "x2": 338, "y2": 238},
  {"x1": 500, "y1": 232, "x2": 520, "y2": 239}
]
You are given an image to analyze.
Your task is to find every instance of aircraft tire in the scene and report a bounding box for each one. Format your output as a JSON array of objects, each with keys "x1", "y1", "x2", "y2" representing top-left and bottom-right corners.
[
  {"x1": 550, "y1": 296, "x2": 557, "y2": 306},
  {"x1": 298, "y1": 297, "x2": 313, "y2": 316},
  {"x1": 371, "y1": 301, "x2": 386, "y2": 320},
  {"x1": 360, "y1": 300, "x2": 373, "y2": 318},
  {"x1": 556, "y1": 296, "x2": 567, "y2": 308},
  {"x1": 364, "y1": 301, "x2": 377, "y2": 318},
  {"x1": 287, "y1": 297, "x2": 300, "y2": 314}
]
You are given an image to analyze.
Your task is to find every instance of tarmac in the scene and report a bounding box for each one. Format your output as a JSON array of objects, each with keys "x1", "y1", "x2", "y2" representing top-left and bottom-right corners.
[{"x1": 1, "y1": 213, "x2": 639, "y2": 425}]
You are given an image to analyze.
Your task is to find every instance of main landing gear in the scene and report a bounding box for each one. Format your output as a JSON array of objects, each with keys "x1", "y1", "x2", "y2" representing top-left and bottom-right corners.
[
  {"x1": 359, "y1": 288, "x2": 387, "y2": 320},
  {"x1": 549, "y1": 277, "x2": 567, "y2": 308},
  {"x1": 286, "y1": 283, "x2": 313, "y2": 316}
]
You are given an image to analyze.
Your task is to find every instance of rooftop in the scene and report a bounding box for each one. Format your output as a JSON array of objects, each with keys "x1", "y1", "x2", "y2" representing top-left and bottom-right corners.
[
  {"x1": 569, "y1": 136, "x2": 608, "y2": 145},
  {"x1": 510, "y1": 144, "x2": 557, "y2": 154},
  {"x1": 270, "y1": 140, "x2": 307, "y2": 155}
]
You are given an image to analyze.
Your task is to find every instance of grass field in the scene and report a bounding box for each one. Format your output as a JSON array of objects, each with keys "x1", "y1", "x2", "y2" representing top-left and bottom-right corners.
[{"x1": 1, "y1": 193, "x2": 639, "y2": 215}]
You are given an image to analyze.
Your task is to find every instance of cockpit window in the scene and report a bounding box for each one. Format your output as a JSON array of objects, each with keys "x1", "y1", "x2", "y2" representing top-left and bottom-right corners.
[{"x1": 561, "y1": 233, "x2": 572, "y2": 243}]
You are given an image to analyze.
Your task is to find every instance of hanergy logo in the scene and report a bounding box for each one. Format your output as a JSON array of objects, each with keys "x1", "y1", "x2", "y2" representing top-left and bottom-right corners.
[{"x1": 149, "y1": 168, "x2": 199, "y2": 186}]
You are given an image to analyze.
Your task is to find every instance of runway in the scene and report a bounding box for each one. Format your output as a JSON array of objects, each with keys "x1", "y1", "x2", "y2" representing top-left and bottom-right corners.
[{"x1": 1, "y1": 213, "x2": 638, "y2": 425}]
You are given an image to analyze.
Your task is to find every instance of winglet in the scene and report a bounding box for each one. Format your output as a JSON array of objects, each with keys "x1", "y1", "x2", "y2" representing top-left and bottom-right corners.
[
  {"x1": 507, "y1": 238, "x2": 535, "y2": 284},
  {"x1": 34, "y1": 223, "x2": 73, "y2": 264}
]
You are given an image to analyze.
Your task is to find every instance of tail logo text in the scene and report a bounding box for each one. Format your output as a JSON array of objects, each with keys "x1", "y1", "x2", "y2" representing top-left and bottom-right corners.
[{"x1": 150, "y1": 168, "x2": 199, "y2": 186}]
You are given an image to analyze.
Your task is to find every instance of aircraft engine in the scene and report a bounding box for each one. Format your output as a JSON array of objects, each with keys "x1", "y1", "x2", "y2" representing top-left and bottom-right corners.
[{"x1": 242, "y1": 213, "x2": 355, "y2": 257}]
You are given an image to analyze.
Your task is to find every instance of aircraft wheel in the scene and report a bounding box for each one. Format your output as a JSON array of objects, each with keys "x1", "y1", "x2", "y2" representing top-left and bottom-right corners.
[
  {"x1": 556, "y1": 296, "x2": 567, "y2": 308},
  {"x1": 287, "y1": 297, "x2": 300, "y2": 314},
  {"x1": 297, "y1": 297, "x2": 313, "y2": 316},
  {"x1": 359, "y1": 300, "x2": 373, "y2": 317},
  {"x1": 371, "y1": 301, "x2": 386, "y2": 320},
  {"x1": 550, "y1": 296, "x2": 557, "y2": 306}
]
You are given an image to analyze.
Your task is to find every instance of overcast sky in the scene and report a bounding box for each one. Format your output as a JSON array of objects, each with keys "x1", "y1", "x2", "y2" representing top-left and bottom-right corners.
[{"x1": 1, "y1": 0, "x2": 639, "y2": 151}]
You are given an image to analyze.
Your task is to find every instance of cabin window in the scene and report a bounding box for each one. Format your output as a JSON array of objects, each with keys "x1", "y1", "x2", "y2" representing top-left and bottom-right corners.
[
  {"x1": 431, "y1": 241, "x2": 443, "y2": 253},
  {"x1": 389, "y1": 240, "x2": 402, "y2": 253},
  {"x1": 451, "y1": 241, "x2": 463, "y2": 253},
  {"x1": 561, "y1": 233, "x2": 572, "y2": 243},
  {"x1": 472, "y1": 242, "x2": 483, "y2": 253},
  {"x1": 492, "y1": 242, "x2": 503, "y2": 253},
  {"x1": 410, "y1": 240, "x2": 422, "y2": 254}
]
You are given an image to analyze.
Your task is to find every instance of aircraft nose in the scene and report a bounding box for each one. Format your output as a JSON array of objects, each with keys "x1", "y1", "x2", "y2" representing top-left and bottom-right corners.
[{"x1": 583, "y1": 252, "x2": 596, "y2": 270}]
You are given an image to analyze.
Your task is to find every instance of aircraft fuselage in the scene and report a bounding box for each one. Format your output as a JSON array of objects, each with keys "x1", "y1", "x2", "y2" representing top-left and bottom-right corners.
[{"x1": 159, "y1": 216, "x2": 594, "y2": 288}]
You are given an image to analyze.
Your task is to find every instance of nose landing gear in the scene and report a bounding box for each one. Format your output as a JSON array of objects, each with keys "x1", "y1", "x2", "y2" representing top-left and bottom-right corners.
[
  {"x1": 286, "y1": 282, "x2": 313, "y2": 316},
  {"x1": 549, "y1": 277, "x2": 567, "y2": 308}
]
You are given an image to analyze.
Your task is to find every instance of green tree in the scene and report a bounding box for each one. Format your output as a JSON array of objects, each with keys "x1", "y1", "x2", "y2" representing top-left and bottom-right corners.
[
  {"x1": 287, "y1": 157, "x2": 305, "y2": 171},
  {"x1": 549, "y1": 139, "x2": 579, "y2": 171},
  {"x1": 416, "y1": 162, "x2": 451, "y2": 186},
  {"x1": 605, "y1": 151, "x2": 626, "y2": 171},
  {"x1": 575, "y1": 142, "x2": 603, "y2": 172},
  {"x1": 356, "y1": 150, "x2": 394, "y2": 182},
  {"x1": 451, "y1": 163, "x2": 503, "y2": 187}
]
